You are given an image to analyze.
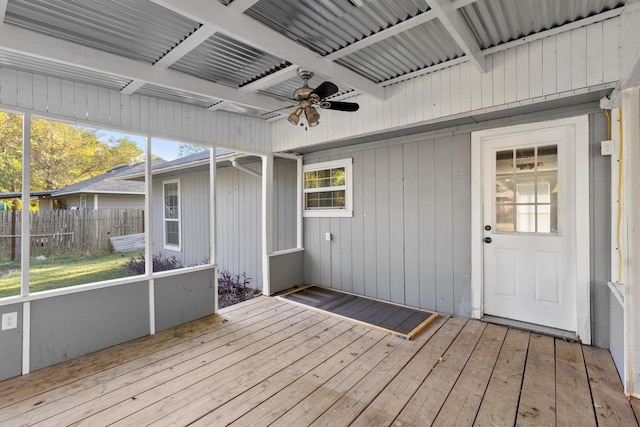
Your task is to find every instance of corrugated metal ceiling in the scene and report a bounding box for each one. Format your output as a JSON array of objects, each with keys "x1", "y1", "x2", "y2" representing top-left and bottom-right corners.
[
  {"x1": 245, "y1": 0, "x2": 430, "y2": 56},
  {"x1": 0, "y1": 51, "x2": 130, "y2": 91},
  {"x1": 0, "y1": 0, "x2": 628, "y2": 119},
  {"x1": 460, "y1": 0, "x2": 626, "y2": 49},
  {"x1": 170, "y1": 32, "x2": 291, "y2": 87},
  {"x1": 4, "y1": 0, "x2": 199, "y2": 64}
]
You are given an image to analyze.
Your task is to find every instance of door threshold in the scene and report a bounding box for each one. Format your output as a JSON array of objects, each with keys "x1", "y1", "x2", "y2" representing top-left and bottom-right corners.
[{"x1": 481, "y1": 315, "x2": 579, "y2": 342}]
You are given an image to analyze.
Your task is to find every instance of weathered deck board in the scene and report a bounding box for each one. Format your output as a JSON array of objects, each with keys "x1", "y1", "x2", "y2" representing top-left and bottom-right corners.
[
  {"x1": 517, "y1": 333, "x2": 557, "y2": 426},
  {"x1": 556, "y1": 339, "x2": 597, "y2": 427},
  {"x1": 583, "y1": 345, "x2": 639, "y2": 426},
  {"x1": 0, "y1": 297, "x2": 635, "y2": 427},
  {"x1": 473, "y1": 328, "x2": 530, "y2": 426},
  {"x1": 393, "y1": 320, "x2": 487, "y2": 426}
]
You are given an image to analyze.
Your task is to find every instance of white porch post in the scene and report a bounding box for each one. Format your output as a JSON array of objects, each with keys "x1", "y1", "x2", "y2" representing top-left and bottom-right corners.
[
  {"x1": 209, "y1": 147, "x2": 218, "y2": 312},
  {"x1": 623, "y1": 88, "x2": 640, "y2": 398},
  {"x1": 261, "y1": 154, "x2": 273, "y2": 295},
  {"x1": 21, "y1": 112, "x2": 31, "y2": 375},
  {"x1": 144, "y1": 136, "x2": 155, "y2": 334}
]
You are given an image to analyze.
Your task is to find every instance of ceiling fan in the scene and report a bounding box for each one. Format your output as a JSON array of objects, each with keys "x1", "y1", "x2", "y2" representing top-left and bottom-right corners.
[{"x1": 287, "y1": 69, "x2": 359, "y2": 128}]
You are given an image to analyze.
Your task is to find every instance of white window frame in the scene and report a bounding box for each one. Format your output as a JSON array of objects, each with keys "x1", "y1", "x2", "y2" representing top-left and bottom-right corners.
[
  {"x1": 163, "y1": 179, "x2": 181, "y2": 251},
  {"x1": 302, "y1": 158, "x2": 353, "y2": 218}
]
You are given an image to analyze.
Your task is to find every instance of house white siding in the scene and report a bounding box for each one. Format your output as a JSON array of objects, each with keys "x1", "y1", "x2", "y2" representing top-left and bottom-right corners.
[
  {"x1": 270, "y1": 18, "x2": 620, "y2": 152},
  {"x1": 0, "y1": 69, "x2": 270, "y2": 154}
]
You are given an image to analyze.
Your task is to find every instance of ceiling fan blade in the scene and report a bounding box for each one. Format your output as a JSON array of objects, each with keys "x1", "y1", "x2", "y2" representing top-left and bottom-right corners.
[
  {"x1": 310, "y1": 81, "x2": 339, "y2": 100},
  {"x1": 319, "y1": 101, "x2": 359, "y2": 112}
]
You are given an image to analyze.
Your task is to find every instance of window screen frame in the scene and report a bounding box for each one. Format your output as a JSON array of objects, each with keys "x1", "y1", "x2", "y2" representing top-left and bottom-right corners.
[
  {"x1": 302, "y1": 158, "x2": 353, "y2": 218},
  {"x1": 163, "y1": 179, "x2": 182, "y2": 251}
]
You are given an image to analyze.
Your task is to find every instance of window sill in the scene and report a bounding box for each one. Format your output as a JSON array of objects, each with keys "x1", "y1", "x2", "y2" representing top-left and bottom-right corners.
[{"x1": 303, "y1": 210, "x2": 353, "y2": 218}]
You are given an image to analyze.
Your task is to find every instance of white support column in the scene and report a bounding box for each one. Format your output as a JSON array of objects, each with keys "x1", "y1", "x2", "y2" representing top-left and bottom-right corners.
[
  {"x1": 209, "y1": 147, "x2": 218, "y2": 312},
  {"x1": 144, "y1": 136, "x2": 155, "y2": 334},
  {"x1": 21, "y1": 113, "x2": 31, "y2": 375},
  {"x1": 296, "y1": 157, "x2": 303, "y2": 249},
  {"x1": 622, "y1": 87, "x2": 640, "y2": 398},
  {"x1": 261, "y1": 154, "x2": 273, "y2": 295}
]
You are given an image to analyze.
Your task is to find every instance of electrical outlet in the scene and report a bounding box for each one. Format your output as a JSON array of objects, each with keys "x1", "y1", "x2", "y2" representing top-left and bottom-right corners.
[
  {"x1": 1, "y1": 312, "x2": 18, "y2": 330},
  {"x1": 325, "y1": 232, "x2": 332, "y2": 241},
  {"x1": 601, "y1": 140, "x2": 614, "y2": 156}
]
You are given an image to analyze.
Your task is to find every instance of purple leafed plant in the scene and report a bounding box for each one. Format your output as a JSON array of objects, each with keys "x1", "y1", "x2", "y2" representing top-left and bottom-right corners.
[
  {"x1": 218, "y1": 270, "x2": 252, "y2": 295},
  {"x1": 123, "y1": 253, "x2": 183, "y2": 275}
]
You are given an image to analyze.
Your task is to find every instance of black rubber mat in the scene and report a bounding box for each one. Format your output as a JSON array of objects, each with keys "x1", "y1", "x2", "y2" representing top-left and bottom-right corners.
[{"x1": 279, "y1": 286, "x2": 438, "y2": 340}]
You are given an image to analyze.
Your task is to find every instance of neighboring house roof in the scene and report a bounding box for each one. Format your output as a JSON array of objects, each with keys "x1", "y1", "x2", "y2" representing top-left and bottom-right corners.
[
  {"x1": 0, "y1": 160, "x2": 167, "y2": 200},
  {"x1": 52, "y1": 160, "x2": 166, "y2": 197},
  {"x1": 120, "y1": 148, "x2": 240, "y2": 180}
]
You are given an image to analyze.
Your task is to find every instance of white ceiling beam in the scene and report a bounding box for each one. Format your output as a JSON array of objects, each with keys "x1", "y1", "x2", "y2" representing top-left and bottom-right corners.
[
  {"x1": 239, "y1": 64, "x2": 299, "y2": 93},
  {"x1": 0, "y1": 23, "x2": 289, "y2": 112},
  {"x1": 0, "y1": 0, "x2": 7, "y2": 22},
  {"x1": 228, "y1": 0, "x2": 260, "y2": 13},
  {"x1": 325, "y1": 11, "x2": 437, "y2": 61},
  {"x1": 425, "y1": 0, "x2": 486, "y2": 73},
  {"x1": 150, "y1": 0, "x2": 386, "y2": 100},
  {"x1": 207, "y1": 101, "x2": 227, "y2": 111},
  {"x1": 121, "y1": 24, "x2": 218, "y2": 95}
]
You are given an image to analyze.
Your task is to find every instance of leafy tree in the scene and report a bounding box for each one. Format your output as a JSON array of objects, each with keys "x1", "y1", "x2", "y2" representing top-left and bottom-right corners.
[
  {"x1": 0, "y1": 113, "x2": 144, "y2": 193},
  {"x1": 178, "y1": 142, "x2": 207, "y2": 158}
]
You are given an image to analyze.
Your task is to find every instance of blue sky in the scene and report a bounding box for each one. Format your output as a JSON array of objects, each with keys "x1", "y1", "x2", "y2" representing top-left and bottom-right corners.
[{"x1": 96, "y1": 130, "x2": 194, "y2": 161}]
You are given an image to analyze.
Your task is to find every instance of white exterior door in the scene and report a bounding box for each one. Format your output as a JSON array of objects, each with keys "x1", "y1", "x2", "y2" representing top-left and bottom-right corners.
[{"x1": 472, "y1": 117, "x2": 590, "y2": 338}]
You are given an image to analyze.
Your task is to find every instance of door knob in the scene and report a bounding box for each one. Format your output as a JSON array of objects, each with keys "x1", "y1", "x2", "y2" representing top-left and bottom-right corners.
[{"x1": 484, "y1": 237, "x2": 492, "y2": 244}]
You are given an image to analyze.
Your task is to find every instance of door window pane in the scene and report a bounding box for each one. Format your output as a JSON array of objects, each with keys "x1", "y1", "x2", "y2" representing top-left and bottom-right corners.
[{"x1": 495, "y1": 145, "x2": 558, "y2": 234}]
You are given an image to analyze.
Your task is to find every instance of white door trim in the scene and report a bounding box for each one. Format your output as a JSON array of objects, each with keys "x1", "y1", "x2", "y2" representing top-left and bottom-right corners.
[{"x1": 471, "y1": 115, "x2": 591, "y2": 344}]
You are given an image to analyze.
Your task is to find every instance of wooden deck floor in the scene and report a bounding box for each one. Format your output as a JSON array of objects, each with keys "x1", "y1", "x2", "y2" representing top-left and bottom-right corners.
[{"x1": 0, "y1": 296, "x2": 637, "y2": 426}]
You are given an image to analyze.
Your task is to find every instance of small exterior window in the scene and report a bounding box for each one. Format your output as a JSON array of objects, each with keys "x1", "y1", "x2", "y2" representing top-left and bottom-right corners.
[
  {"x1": 303, "y1": 158, "x2": 353, "y2": 217},
  {"x1": 163, "y1": 180, "x2": 181, "y2": 250},
  {"x1": 79, "y1": 194, "x2": 87, "y2": 209}
]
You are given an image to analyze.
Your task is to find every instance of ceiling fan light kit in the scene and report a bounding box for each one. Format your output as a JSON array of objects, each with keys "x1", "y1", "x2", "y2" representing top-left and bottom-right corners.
[{"x1": 285, "y1": 68, "x2": 360, "y2": 128}]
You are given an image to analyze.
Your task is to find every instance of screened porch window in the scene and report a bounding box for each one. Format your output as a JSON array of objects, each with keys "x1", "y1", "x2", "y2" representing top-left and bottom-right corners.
[
  {"x1": 163, "y1": 179, "x2": 181, "y2": 250},
  {"x1": 303, "y1": 158, "x2": 353, "y2": 217}
]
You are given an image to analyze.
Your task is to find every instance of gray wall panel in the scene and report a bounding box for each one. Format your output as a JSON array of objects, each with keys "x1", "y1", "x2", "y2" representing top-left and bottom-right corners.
[
  {"x1": 0, "y1": 303, "x2": 23, "y2": 381},
  {"x1": 434, "y1": 136, "x2": 455, "y2": 314},
  {"x1": 30, "y1": 283, "x2": 149, "y2": 370},
  {"x1": 418, "y1": 140, "x2": 437, "y2": 310},
  {"x1": 303, "y1": 106, "x2": 611, "y2": 340},
  {"x1": 269, "y1": 250, "x2": 305, "y2": 294},
  {"x1": 152, "y1": 159, "x2": 296, "y2": 290},
  {"x1": 590, "y1": 111, "x2": 611, "y2": 348},
  {"x1": 609, "y1": 296, "x2": 624, "y2": 378},
  {"x1": 451, "y1": 134, "x2": 472, "y2": 316},
  {"x1": 154, "y1": 268, "x2": 215, "y2": 332}
]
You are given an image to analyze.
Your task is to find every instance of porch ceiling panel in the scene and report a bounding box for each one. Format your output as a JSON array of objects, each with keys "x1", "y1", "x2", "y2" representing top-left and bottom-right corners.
[
  {"x1": 0, "y1": 51, "x2": 130, "y2": 91},
  {"x1": 169, "y1": 32, "x2": 291, "y2": 88},
  {"x1": 336, "y1": 19, "x2": 465, "y2": 83},
  {"x1": 459, "y1": 0, "x2": 626, "y2": 49},
  {"x1": 244, "y1": 0, "x2": 430, "y2": 56},
  {"x1": 135, "y1": 84, "x2": 223, "y2": 110},
  {"x1": 4, "y1": 0, "x2": 199, "y2": 64}
]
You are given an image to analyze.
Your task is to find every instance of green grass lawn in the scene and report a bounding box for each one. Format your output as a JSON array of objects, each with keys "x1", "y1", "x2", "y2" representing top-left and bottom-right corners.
[{"x1": 0, "y1": 251, "x2": 143, "y2": 298}]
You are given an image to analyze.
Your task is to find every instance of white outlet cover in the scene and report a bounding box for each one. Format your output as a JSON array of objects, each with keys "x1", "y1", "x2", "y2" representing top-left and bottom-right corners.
[{"x1": 1, "y1": 312, "x2": 18, "y2": 330}]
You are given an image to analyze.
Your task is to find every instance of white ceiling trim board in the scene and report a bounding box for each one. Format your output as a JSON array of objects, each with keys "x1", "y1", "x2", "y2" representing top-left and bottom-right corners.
[
  {"x1": 0, "y1": 23, "x2": 288, "y2": 112},
  {"x1": 239, "y1": 64, "x2": 299, "y2": 93},
  {"x1": 150, "y1": 0, "x2": 386, "y2": 100},
  {"x1": 0, "y1": 0, "x2": 7, "y2": 22},
  {"x1": 425, "y1": 0, "x2": 486, "y2": 73}
]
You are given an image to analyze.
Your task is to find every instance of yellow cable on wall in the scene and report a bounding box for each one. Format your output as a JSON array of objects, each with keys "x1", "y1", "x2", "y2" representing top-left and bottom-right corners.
[{"x1": 617, "y1": 107, "x2": 623, "y2": 284}]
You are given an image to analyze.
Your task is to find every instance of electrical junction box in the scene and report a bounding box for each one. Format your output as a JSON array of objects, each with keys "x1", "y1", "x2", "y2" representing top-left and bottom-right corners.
[
  {"x1": 1, "y1": 312, "x2": 18, "y2": 330},
  {"x1": 325, "y1": 232, "x2": 331, "y2": 241},
  {"x1": 601, "y1": 140, "x2": 614, "y2": 156}
]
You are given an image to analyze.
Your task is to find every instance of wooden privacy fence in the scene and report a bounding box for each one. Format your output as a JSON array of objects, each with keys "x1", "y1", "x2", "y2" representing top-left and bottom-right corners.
[{"x1": 0, "y1": 209, "x2": 144, "y2": 261}]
